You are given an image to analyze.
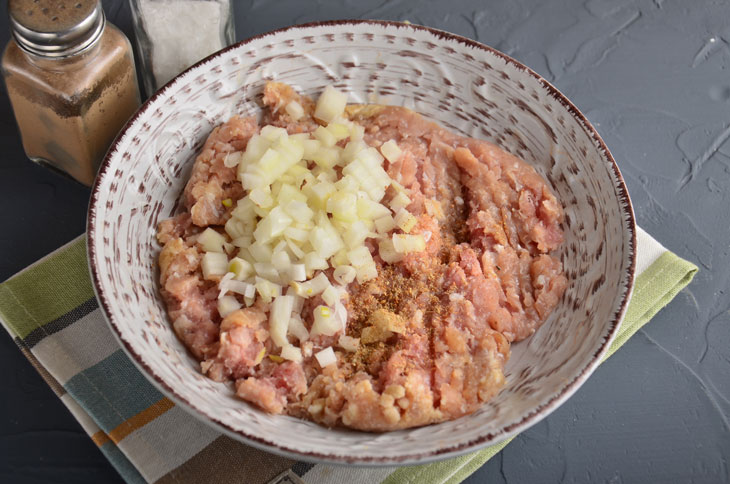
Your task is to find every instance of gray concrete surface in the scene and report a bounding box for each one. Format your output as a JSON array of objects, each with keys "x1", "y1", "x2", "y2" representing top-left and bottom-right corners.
[{"x1": 1, "y1": 0, "x2": 728, "y2": 482}]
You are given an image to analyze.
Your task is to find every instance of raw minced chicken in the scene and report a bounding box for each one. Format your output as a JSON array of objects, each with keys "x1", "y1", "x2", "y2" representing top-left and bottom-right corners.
[{"x1": 156, "y1": 82, "x2": 567, "y2": 431}]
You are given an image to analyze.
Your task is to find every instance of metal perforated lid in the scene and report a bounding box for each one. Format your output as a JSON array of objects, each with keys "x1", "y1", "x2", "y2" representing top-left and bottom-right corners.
[{"x1": 8, "y1": 0, "x2": 105, "y2": 57}]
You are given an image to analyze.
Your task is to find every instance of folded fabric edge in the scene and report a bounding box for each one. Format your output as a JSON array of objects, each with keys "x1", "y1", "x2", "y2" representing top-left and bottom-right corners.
[{"x1": 604, "y1": 251, "x2": 698, "y2": 361}]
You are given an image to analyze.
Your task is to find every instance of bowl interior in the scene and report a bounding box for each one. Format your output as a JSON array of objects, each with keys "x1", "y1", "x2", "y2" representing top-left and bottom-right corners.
[{"x1": 88, "y1": 21, "x2": 635, "y2": 465}]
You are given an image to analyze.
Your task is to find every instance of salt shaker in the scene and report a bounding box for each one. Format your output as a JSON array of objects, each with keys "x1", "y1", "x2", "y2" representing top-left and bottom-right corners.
[
  {"x1": 2, "y1": 0, "x2": 141, "y2": 186},
  {"x1": 129, "y1": 0, "x2": 235, "y2": 96}
]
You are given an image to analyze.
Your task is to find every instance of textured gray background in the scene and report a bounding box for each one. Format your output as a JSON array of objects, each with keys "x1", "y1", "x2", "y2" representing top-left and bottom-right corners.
[{"x1": 1, "y1": 0, "x2": 729, "y2": 482}]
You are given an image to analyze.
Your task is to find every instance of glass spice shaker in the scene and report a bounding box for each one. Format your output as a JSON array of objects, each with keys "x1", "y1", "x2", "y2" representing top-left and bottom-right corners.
[
  {"x1": 129, "y1": 0, "x2": 235, "y2": 96},
  {"x1": 2, "y1": 0, "x2": 141, "y2": 186}
]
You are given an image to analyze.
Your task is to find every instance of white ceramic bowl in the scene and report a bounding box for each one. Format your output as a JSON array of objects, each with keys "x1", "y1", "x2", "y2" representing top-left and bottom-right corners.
[{"x1": 87, "y1": 20, "x2": 636, "y2": 465}]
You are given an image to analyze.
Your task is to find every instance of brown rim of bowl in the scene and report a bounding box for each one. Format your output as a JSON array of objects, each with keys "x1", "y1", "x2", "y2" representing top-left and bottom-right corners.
[{"x1": 87, "y1": 19, "x2": 637, "y2": 466}]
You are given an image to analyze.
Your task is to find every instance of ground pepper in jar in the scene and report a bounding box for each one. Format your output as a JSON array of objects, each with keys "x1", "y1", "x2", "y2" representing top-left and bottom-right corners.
[{"x1": 2, "y1": 0, "x2": 141, "y2": 186}]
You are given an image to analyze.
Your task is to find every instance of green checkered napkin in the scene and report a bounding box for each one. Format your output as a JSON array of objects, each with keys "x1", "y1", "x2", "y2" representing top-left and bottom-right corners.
[{"x1": 0, "y1": 227, "x2": 696, "y2": 484}]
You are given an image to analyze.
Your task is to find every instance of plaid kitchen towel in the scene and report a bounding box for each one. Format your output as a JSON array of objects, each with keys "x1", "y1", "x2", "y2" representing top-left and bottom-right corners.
[{"x1": 0, "y1": 227, "x2": 697, "y2": 484}]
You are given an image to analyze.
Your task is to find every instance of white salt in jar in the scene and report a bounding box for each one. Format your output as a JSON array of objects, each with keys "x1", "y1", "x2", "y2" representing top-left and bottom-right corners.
[{"x1": 129, "y1": 0, "x2": 235, "y2": 96}]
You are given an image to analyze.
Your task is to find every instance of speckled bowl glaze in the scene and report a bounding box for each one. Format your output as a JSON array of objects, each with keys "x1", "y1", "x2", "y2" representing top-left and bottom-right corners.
[{"x1": 87, "y1": 20, "x2": 635, "y2": 465}]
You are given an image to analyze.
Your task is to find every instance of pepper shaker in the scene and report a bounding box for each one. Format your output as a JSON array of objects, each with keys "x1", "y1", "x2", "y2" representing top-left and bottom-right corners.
[
  {"x1": 2, "y1": 0, "x2": 141, "y2": 186},
  {"x1": 129, "y1": 0, "x2": 235, "y2": 96}
]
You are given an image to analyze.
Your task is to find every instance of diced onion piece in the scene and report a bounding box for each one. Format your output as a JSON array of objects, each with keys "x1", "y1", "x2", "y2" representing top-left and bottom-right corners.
[
  {"x1": 310, "y1": 146, "x2": 340, "y2": 170},
  {"x1": 374, "y1": 214, "x2": 397, "y2": 234},
  {"x1": 254, "y1": 207, "x2": 293, "y2": 242},
  {"x1": 311, "y1": 305, "x2": 340, "y2": 336},
  {"x1": 255, "y1": 277, "x2": 281, "y2": 303},
  {"x1": 342, "y1": 220, "x2": 371, "y2": 249},
  {"x1": 309, "y1": 226, "x2": 343, "y2": 260},
  {"x1": 394, "y1": 208, "x2": 417, "y2": 233},
  {"x1": 285, "y1": 100, "x2": 305, "y2": 121},
  {"x1": 277, "y1": 183, "x2": 307, "y2": 205},
  {"x1": 335, "y1": 174, "x2": 359, "y2": 193},
  {"x1": 254, "y1": 262, "x2": 280, "y2": 282},
  {"x1": 389, "y1": 191, "x2": 411, "y2": 211},
  {"x1": 307, "y1": 180, "x2": 336, "y2": 210},
  {"x1": 392, "y1": 234, "x2": 426, "y2": 254},
  {"x1": 285, "y1": 237, "x2": 306, "y2": 259},
  {"x1": 225, "y1": 218, "x2": 250, "y2": 240},
  {"x1": 239, "y1": 134, "x2": 270, "y2": 168},
  {"x1": 301, "y1": 139, "x2": 321, "y2": 159},
  {"x1": 327, "y1": 123, "x2": 350, "y2": 142},
  {"x1": 227, "y1": 280, "x2": 255, "y2": 297},
  {"x1": 304, "y1": 252, "x2": 329, "y2": 275},
  {"x1": 249, "y1": 187, "x2": 274, "y2": 208},
  {"x1": 217, "y1": 272, "x2": 235, "y2": 299},
  {"x1": 228, "y1": 257, "x2": 253, "y2": 281},
  {"x1": 338, "y1": 334, "x2": 360, "y2": 352},
  {"x1": 378, "y1": 238, "x2": 404, "y2": 264},
  {"x1": 218, "y1": 295, "x2": 241, "y2": 318},
  {"x1": 333, "y1": 265, "x2": 356, "y2": 285},
  {"x1": 380, "y1": 139, "x2": 403, "y2": 162},
  {"x1": 355, "y1": 262, "x2": 378, "y2": 283},
  {"x1": 314, "y1": 346, "x2": 337, "y2": 367},
  {"x1": 333, "y1": 300, "x2": 347, "y2": 331},
  {"x1": 314, "y1": 85, "x2": 348, "y2": 123},
  {"x1": 356, "y1": 198, "x2": 391, "y2": 220},
  {"x1": 280, "y1": 344, "x2": 303, "y2": 363},
  {"x1": 198, "y1": 228, "x2": 228, "y2": 253},
  {"x1": 290, "y1": 272, "x2": 330, "y2": 297},
  {"x1": 231, "y1": 197, "x2": 256, "y2": 222},
  {"x1": 231, "y1": 236, "x2": 253, "y2": 248},
  {"x1": 342, "y1": 140, "x2": 367, "y2": 162},
  {"x1": 314, "y1": 125, "x2": 337, "y2": 147},
  {"x1": 331, "y1": 249, "x2": 349, "y2": 267},
  {"x1": 350, "y1": 123, "x2": 365, "y2": 140},
  {"x1": 260, "y1": 125, "x2": 288, "y2": 142},
  {"x1": 347, "y1": 246, "x2": 373, "y2": 267},
  {"x1": 284, "y1": 200, "x2": 314, "y2": 221},
  {"x1": 270, "y1": 295, "x2": 294, "y2": 347},
  {"x1": 288, "y1": 314, "x2": 309, "y2": 342},
  {"x1": 248, "y1": 241, "x2": 272, "y2": 262},
  {"x1": 271, "y1": 250, "x2": 291, "y2": 273},
  {"x1": 284, "y1": 226, "x2": 309, "y2": 243},
  {"x1": 326, "y1": 191, "x2": 358, "y2": 222},
  {"x1": 322, "y1": 284, "x2": 340, "y2": 306},
  {"x1": 289, "y1": 263, "x2": 306, "y2": 282},
  {"x1": 202, "y1": 252, "x2": 228, "y2": 279}
]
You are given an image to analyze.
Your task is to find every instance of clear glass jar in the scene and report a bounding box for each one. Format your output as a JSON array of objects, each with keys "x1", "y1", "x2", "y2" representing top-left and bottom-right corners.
[
  {"x1": 2, "y1": 0, "x2": 141, "y2": 186},
  {"x1": 129, "y1": 0, "x2": 235, "y2": 96}
]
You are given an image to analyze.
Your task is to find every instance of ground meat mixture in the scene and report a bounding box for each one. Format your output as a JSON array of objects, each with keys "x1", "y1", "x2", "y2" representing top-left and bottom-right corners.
[{"x1": 156, "y1": 82, "x2": 567, "y2": 431}]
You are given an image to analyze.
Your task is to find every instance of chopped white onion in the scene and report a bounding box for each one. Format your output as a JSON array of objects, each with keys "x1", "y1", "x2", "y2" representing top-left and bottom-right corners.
[
  {"x1": 270, "y1": 295, "x2": 294, "y2": 347},
  {"x1": 287, "y1": 314, "x2": 309, "y2": 342},
  {"x1": 333, "y1": 265, "x2": 356, "y2": 285},
  {"x1": 311, "y1": 305, "x2": 340, "y2": 336},
  {"x1": 198, "y1": 228, "x2": 228, "y2": 253},
  {"x1": 314, "y1": 85, "x2": 348, "y2": 123},
  {"x1": 394, "y1": 208, "x2": 417, "y2": 233},
  {"x1": 218, "y1": 295, "x2": 241, "y2": 318},
  {"x1": 338, "y1": 334, "x2": 360, "y2": 352},
  {"x1": 202, "y1": 252, "x2": 228, "y2": 279},
  {"x1": 314, "y1": 346, "x2": 337, "y2": 367},
  {"x1": 280, "y1": 344, "x2": 303, "y2": 362},
  {"x1": 392, "y1": 234, "x2": 426, "y2": 254},
  {"x1": 285, "y1": 100, "x2": 305, "y2": 121},
  {"x1": 380, "y1": 139, "x2": 402, "y2": 162}
]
